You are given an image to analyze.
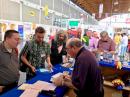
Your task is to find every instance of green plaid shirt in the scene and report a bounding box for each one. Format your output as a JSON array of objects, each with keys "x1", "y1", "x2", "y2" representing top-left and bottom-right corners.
[{"x1": 20, "y1": 40, "x2": 51, "y2": 69}]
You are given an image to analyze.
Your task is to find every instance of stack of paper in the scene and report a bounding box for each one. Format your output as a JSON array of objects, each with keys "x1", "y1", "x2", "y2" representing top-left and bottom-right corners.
[
  {"x1": 31, "y1": 81, "x2": 56, "y2": 91},
  {"x1": 18, "y1": 83, "x2": 32, "y2": 90},
  {"x1": 20, "y1": 89, "x2": 39, "y2": 97},
  {"x1": 62, "y1": 63, "x2": 72, "y2": 68},
  {"x1": 19, "y1": 81, "x2": 56, "y2": 97}
]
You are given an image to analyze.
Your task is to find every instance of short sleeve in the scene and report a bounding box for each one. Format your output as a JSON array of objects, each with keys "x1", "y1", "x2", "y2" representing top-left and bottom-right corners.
[
  {"x1": 44, "y1": 42, "x2": 51, "y2": 56},
  {"x1": 110, "y1": 40, "x2": 115, "y2": 51},
  {"x1": 20, "y1": 41, "x2": 30, "y2": 56}
]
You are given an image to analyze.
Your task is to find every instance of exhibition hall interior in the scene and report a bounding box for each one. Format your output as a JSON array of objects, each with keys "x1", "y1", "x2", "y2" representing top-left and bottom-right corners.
[{"x1": 1, "y1": 0, "x2": 130, "y2": 97}]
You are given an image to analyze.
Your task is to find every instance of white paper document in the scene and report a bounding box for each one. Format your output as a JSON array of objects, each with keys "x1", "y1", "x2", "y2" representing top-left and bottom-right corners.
[
  {"x1": 18, "y1": 71, "x2": 26, "y2": 86},
  {"x1": 18, "y1": 83, "x2": 32, "y2": 90},
  {"x1": 20, "y1": 89, "x2": 39, "y2": 97},
  {"x1": 31, "y1": 80, "x2": 56, "y2": 91},
  {"x1": 39, "y1": 68, "x2": 49, "y2": 72}
]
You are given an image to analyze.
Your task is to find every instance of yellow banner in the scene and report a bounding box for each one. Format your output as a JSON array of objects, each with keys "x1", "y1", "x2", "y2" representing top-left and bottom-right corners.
[
  {"x1": 10, "y1": 24, "x2": 15, "y2": 30},
  {"x1": 2, "y1": 23, "x2": 7, "y2": 32},
  {"x1": 44, "y1": 5, "x2": 48, "y2": 16},
  {"x1": 32, "y1": 23, "x2": 36, "y2": 30}
]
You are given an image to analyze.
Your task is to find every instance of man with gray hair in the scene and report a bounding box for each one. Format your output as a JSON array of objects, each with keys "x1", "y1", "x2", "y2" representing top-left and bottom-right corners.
[
  {"x1": 53, "y1": 38, "x2": 104, "y2": 97},
  {"x1": 97, "y1": 31, "x2": 115, "y2": 54}
]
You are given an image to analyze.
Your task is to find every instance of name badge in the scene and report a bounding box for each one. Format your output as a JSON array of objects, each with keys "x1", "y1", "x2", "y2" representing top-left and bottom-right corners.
[{"x1": 41, "y1": 54, "x2": 45, "y2": 57}]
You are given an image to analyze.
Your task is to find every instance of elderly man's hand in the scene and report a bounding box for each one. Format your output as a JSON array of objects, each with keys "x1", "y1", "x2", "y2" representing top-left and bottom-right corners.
[
  {"x1": 52, "y1": 75, "x2": 63, "y2": 86},
  {"x1": 63, "y1": 74, "x2": 71, "y2": 82}
]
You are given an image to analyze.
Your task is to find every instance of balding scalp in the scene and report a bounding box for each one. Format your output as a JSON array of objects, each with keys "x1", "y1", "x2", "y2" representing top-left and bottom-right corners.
[{"x1": 66, "y1": 38, "x2": 82, "y2": 47}]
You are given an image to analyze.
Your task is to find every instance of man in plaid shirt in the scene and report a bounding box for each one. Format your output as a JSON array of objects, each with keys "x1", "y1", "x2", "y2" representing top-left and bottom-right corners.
[{"x1": 19, "y1": 26, "x2": 52, "y2": 79}]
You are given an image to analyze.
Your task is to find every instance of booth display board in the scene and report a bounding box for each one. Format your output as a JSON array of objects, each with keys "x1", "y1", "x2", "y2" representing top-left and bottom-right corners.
[{"x1": 18, "y1": 25, "x2": 24, "y2": 38}]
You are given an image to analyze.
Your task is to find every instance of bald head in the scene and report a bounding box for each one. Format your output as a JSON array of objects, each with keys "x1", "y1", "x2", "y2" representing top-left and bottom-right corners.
[
  {"x1": 66, "y1": 38, "x2": 83, "y2": 58},
  {"x1": 66, "y1": 38, "x2": 83, "y2": 48}
]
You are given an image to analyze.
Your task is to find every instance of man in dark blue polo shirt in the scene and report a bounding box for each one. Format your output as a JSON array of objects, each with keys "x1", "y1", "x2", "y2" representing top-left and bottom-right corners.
[{"x1": 63, "y1": 38, "x2": 104, "y2": 97}]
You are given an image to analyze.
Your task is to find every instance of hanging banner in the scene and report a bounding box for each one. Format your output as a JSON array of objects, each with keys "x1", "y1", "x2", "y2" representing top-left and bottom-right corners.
[
  {"x1": 92, "y1": 13, "x2": 95, "y2": 19},
  {"x1": 99, "y1": 3, "x2": 103, "y2": 18},
  {"x1": 32, "y1": 23, "x2": 36, "y2": 30},
  {"x1": 2, "y1": 23, "x2": 7, "y2": 33},
  {"x1": 18, "y1": 25, "x2": 24, "y2": 38},
  {"x1": 10, "y1": 24, "x2": 15, "y2": 30},
  {"x1": 44, "y1": 5, "x2": 48, "y2": 16},
  {"x1": 99, "y1": 3, "x2": 103, "y2": 14}
]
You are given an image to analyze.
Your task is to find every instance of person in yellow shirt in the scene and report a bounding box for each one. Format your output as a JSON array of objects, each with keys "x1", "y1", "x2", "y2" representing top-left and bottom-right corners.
[
  {"x1": 114, "y1": 32, "x2": 122, "y2": 54},
  {"x1": 114, "y1": 32, "x2": 122, "y2": 45}
]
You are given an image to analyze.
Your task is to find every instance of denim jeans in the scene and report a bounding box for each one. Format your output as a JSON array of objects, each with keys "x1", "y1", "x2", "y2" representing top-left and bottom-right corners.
[{"x1": 120, "y1": 46, "x2": 127, "y2": 57}]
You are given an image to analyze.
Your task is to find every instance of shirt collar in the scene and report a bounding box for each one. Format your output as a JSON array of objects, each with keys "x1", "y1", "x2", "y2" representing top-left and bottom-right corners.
[
  {"x1": 101, "y1": 37, "x2": 111, "y2": 42},
  {"x1": 0, "y1": 42, "x2": 16, "y2": 54},
  {"x1": 34, "y1": 40, "x2": 45, "y2": 46},
  {"x1": 4, "y1": 42, "x2": 13, "y2": 53},
  {"x1": 0, "y1": 42, "x2": 10, "y2": 53},
  {"x1": 75, "y1": 47, "x2": 85, "y2": 60}
]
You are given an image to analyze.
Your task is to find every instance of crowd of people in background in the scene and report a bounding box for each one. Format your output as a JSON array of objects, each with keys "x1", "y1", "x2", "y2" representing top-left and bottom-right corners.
[
  {"x1": 82, "y1": 29, "x2": 129, "y2": 60},
  {"x1": 114, "y1": 32, "x2": 128, "y2": 57}
]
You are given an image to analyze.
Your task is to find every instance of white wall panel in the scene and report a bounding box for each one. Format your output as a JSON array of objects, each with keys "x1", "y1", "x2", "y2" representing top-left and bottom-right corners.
[
  {"x1": 0, "y1": 0, "x2": 20, "y2": 21},
  {"x1": 22, "y1": 5, "x2": 39, "y2": 23}
]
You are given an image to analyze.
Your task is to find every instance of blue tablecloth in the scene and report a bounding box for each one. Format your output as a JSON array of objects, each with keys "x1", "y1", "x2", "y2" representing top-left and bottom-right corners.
[
  {"x1": 99, "y1": 61, "x2": 130, "y2": 71},
  {"x1": 1, "y1": 64, "x2": 72, "y2": 97}
]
